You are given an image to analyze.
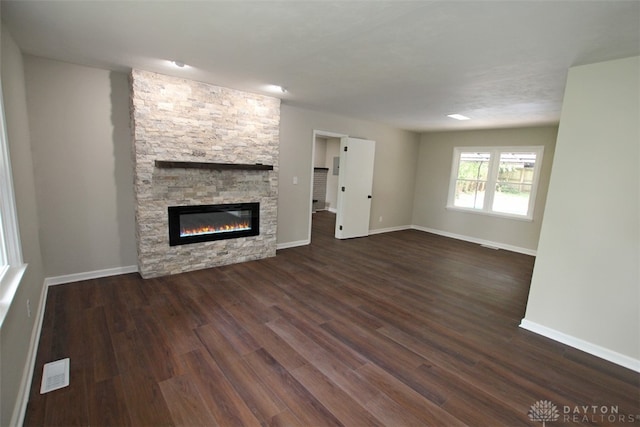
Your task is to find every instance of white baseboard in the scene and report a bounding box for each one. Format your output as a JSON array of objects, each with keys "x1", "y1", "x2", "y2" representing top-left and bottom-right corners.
[
  {"x1": 277, "y1": 225, "x2": 411, "y2": 248},
  {"x1": 277, "y1": 239, "x2": 310, "y2": 250},
  {"x1": 411, "y1": 225, "x2": 537, "y2": 256},
  {"x1": 279, "y1": 224, "x2": 534, "y2": 253},
  {"x1": 368, "y1": 225, "x2": 412, "y2": 235},
  {"x1": 520, "y1": 319, "x2": 640, "y2": 373},
  {"x1": 11, "y1": 277, "x2": 49, "y2": 427},
  {"x1": 44, "y1": 265, "x2": 139, "y2": 287}
]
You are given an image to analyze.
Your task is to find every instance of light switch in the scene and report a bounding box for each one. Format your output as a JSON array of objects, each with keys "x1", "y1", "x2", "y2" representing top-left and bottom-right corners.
[{"x1": 293, "y1": 176, "x2": 298, "y2": 185}]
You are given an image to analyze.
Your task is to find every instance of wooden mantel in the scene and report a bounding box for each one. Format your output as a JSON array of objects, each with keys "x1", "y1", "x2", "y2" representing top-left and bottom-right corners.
[{"x1": 154, "y1": 160, "x2": 274, "y2": 171}]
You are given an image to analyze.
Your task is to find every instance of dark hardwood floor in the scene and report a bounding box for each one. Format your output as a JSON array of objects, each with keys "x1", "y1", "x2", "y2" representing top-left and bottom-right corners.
[{"x1": 24, "y1": 211, "x2": 639, "y2": 426}]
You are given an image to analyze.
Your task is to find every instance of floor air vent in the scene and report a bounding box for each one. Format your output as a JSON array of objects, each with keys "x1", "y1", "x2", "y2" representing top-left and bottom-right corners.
[{"x1": 40, "y1": 358, "x2": 70, "y2": 394}]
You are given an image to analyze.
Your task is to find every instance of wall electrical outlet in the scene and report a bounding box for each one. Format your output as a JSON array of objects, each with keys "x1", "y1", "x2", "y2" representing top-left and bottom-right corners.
[
  {"x1": 379, "y1": 216, "x2": 383, "y2": 222},
  {"x1": 27, "y1": 299, "x2": 32, "y2": 318}
]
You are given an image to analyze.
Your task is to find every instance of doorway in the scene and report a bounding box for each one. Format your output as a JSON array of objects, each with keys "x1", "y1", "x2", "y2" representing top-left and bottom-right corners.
[
  {"x1": 309, "y1": 130, "x2": 376, "y2": 242},
  {"x1": 310, "y1": 130, "x2": 345, "y2": 242}
]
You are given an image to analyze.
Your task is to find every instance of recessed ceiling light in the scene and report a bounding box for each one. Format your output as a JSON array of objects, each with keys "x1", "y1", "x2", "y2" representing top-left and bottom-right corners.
[
  {"x1": 447, "y1": 114, "x2": 471, "y2": 121},
  {"x1": 168, "y1": 60, "x2": 190, "y2": 69},
  {"x1": 264, "y1": 84, "x2": 287, "y2": 94}
]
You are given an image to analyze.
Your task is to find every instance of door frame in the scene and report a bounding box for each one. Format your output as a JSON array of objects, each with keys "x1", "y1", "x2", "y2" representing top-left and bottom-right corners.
[{"x1": 309, "y1": 130, "x2": 348, "y2": 242}]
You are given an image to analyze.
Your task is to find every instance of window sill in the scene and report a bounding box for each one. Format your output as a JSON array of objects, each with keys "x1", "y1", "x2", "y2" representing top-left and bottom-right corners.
[
  {"x1": 0, "y1": 263, "x2": 28, "y2": 328},
  {"x1": 446, "y1": 205, "x2": 534, "y2": 222}
]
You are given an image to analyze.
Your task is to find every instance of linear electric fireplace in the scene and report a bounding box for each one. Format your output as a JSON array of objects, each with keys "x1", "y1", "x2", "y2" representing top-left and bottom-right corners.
[{"x1": 168, "y1": 203, "x2": 259, "y2": 246}]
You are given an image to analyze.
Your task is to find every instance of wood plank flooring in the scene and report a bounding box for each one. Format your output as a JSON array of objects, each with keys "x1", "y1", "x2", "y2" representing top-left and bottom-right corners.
[{"x1": 24, "y1": 211, "x2": 639, "y2": 426}]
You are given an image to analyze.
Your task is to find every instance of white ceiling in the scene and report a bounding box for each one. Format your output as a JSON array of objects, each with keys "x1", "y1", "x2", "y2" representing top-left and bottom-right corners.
[{"x1": 2, "y1": 0, "x2": 639, "y2": 132}]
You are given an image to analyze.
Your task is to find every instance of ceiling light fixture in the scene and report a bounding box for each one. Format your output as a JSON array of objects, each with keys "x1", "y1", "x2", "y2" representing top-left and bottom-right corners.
[
  {"x1": 168, "y1": 60, "x2": 190, "y2": 69},
  {"x1": 264, "y1": 84, "x2": 287, "y2": 94},
  {"x1": 447, "y1": 114, "x2": 471, "y2": 121}
]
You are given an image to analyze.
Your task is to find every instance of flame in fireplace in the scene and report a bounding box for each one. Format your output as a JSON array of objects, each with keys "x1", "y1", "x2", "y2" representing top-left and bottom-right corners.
[{"x1": 180, "y1": 222, "x2": 251, "y2": 237}]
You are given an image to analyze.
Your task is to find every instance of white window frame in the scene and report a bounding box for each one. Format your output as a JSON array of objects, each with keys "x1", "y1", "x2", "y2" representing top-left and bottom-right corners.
[
  {"x1": 446, "y1": 146, "x2": 544, "y2": 221},
  {"x1": 0, "y1": 82, "x2": 27, "y2": 327}
]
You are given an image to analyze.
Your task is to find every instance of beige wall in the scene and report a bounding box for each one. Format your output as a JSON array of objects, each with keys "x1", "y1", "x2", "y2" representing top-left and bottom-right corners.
[
  {"x1": 313, "y1": 136, "x2": 327, "y2": 168},
  {"x1": 23, "y1": 56, "x2": 136, "y2": 277},
  {"x1": 278, "y1": 104, "x2": 420, "y2": 245},
  {"x1": 523, "y1": 57, "x2": 640, "y2": 364},
  {"x1": 0, "y1": 25, "x2": 46, "y2": 426},
  {"x1": 412, "y1": 126, "x2": 558, "y2": 252}
]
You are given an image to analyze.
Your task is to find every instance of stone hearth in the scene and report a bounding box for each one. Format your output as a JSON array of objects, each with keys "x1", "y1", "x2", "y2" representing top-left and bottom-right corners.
[{"x1": 130, "y1": 69, "x2": 280, "y2": 278}]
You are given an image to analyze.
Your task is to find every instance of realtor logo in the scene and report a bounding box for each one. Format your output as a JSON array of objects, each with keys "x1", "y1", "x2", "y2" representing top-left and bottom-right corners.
[{"x1": 528, "y1": 400, "x2": 560, "y2": 426}]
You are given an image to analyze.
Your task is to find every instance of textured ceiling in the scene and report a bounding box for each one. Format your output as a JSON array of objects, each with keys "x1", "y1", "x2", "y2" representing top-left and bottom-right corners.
[{"x1": 2, "y1": 1, "x2": 639, "y2": 131}]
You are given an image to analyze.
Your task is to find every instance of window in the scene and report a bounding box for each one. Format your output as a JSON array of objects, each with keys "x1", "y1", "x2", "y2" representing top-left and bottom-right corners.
[
  {"x1": 447, "y1": 146, "x2": 544, "y2": 220},
  {"x1": 0, "y1": 84, "x2": 26, "y2": 326}
]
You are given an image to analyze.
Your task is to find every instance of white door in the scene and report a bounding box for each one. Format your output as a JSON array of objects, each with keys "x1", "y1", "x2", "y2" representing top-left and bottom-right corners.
[{"x1": 335, "y1": 137, "x2": 375, "y2": 239}]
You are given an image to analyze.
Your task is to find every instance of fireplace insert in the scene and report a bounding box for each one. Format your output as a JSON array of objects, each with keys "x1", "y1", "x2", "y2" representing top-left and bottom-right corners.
[{"x1": 168, "y1": 203, "x2": 259, "y2": 246}]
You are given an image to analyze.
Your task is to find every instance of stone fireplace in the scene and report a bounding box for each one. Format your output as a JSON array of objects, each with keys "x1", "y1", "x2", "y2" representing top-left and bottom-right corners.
[{"x1": 130, "y1": 69, "x2": 280, "y2": 278}]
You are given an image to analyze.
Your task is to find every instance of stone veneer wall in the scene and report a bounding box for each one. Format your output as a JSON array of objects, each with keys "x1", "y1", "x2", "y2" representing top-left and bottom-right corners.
[{"x1": 130, "y1": 69, "x2": 280, "y2": 278}]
